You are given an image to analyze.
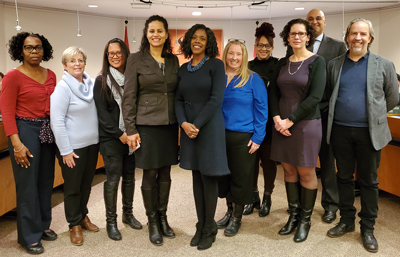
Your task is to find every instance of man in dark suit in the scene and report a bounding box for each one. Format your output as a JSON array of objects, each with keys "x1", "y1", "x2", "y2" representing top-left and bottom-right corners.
[
  {"x1": 286, "y1": 9, "x2": 347, "y2": 224},
  {"x1": 326, "y1": 18, "x2": 398, "y2": 253}
]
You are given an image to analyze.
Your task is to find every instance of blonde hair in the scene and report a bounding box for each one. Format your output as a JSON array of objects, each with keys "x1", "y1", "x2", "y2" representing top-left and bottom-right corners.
[
  {"x1": 61, "y1": 46, "x2": 87, "y2": 65},
  {"x1": 222, "y1": 40, "x2": 252, "y2": 88}
]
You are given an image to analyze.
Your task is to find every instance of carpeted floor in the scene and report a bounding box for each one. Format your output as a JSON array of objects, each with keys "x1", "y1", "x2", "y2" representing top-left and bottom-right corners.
[{"x1": 1, "y1": 164, "x2": 400, "y2": 257}]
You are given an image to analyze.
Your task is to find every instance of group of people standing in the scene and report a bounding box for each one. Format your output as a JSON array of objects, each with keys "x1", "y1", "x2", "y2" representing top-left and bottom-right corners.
[{"x1": 0, "y1": 8, "x2": 398, "y2": 255}]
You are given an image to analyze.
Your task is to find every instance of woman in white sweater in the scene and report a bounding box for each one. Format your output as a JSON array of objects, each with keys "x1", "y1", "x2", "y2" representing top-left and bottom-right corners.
[{"x1": 50, "y1": 46, "x2": 99, "y2": 246}]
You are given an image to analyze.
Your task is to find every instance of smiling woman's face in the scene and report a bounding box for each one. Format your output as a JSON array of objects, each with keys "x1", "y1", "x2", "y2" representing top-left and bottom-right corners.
[{"x1": 190, "y1": 29, "x2": 207, "y2": 56}]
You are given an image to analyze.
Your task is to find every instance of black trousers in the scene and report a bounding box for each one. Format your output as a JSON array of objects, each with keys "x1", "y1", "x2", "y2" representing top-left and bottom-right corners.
[
  {"x1": 331, "y1": 124, "x2": 380, "y2": 232},
  {"x1": 8, "y1": 119, "x2": 56, "y2": 246},
  {"x1": 103, "y1": 154, "x2": 135, "y2": 183},
  {"x1": 57, "y1": 144, "x2": 99, "y2": 228},
  {"x1": 219, "y1": 130, "x2": 255, "y2": 205},
  {"x1": 192, "y1": 170, "x2": 218, "y2": 226},
  {"x1": 252, "y1": 139, "x2": 277, "y2": 194},
  {"x1": 319, "y1": 112, "x2": 339, "y2": 212}
]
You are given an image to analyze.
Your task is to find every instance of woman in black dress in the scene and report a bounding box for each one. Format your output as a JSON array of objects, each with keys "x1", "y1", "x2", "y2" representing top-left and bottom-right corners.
[
  {"x1": 242, "y1": 22, "x2": 279, "y2": 217},
  {"x1": 122, "y1": 15, "x2": 179, "y2": 246},
  {"x1": 269, "y1": 18, "x2": 326, "y2": 242},
  {"x1": 175, "y1": 24, "x2": 230, "y2": 250},
  {"x1": 94, "y1": 38, "x2": 142, "y2": 241}
]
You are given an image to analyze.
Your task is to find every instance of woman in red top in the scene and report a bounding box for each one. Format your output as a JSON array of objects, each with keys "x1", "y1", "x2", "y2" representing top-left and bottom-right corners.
[{"x1": 0, "y1": 32, "x2": 57, "y2": 255}]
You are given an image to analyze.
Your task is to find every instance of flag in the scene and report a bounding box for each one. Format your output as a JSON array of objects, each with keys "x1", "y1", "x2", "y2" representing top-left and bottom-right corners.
[{"x1": 124, "y1": 24, "x2": 130, "y2": 50}]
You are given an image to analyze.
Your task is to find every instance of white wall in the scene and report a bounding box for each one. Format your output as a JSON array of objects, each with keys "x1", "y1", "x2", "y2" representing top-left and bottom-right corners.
[
  {"x1": 2, "y1": 6, "x2": 124, "y2": 80},
  {"x1": 1, "y1": 5, "x2": 400, "y2": 80}
]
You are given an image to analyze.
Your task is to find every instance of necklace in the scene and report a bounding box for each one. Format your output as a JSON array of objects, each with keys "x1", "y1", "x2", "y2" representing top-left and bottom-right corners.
[
  {"x1": 187, "y1": 55, "x2": 208, "y2": 72},
  {"x1": 288, "y1": 52, "x2": 309, "y2": 75}
]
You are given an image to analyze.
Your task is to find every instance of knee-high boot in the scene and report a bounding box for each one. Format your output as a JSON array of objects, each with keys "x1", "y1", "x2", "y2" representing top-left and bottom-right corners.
[
  {"x1": 216, "y1": 199, "x2": 233, "y2": 229},
  {"x1": 158, "y1": 181, "x2": 175, "y2": 238},
  {"x1": 142, "y1": 187, "x2": 163, "y2": 246},
  {"x1": 121, "y1": 175, "x2": 142, "y2": 230},
  {"x1": 224, "y1": 203, "x2": 244, "y2": 237},
  {"x1": 279, "y1": 182, "x2": 300, "y2": 235},
  {"x1": 294, "y1": 186, "x2": 317, "y2": 242},
  {"x1": 104, "y1": 181, "x2": 122, "y2": 240}
]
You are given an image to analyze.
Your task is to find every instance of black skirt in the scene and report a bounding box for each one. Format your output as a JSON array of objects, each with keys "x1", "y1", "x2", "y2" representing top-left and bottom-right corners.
[{"x1": 135, "y1": 124, "x2": 179, "y2": 169}]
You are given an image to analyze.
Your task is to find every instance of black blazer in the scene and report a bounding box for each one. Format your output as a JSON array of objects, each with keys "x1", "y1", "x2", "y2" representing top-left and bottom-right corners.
[{"x1": 93, "y1": 75, "x2": 128, "y2": 156}]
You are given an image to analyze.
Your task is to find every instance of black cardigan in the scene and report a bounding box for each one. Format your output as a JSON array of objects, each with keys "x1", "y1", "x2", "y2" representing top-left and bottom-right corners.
[
  {"x1": 93, "y1": 75, "x2": 129, "y2": 156},
  {"x1": 269, "y1": 55, "x2": 326, "y2": 123}
]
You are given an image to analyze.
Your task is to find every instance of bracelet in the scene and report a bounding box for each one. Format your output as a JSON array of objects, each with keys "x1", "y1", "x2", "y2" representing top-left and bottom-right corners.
[{"x1": 14, "y1": 143, "x2": 25, "y2": 153}]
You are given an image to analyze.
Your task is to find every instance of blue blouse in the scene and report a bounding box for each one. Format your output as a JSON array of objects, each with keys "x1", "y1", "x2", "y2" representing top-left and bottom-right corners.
[{"x1": 222, "y1": 72, "x2": 269, "y2": 144}]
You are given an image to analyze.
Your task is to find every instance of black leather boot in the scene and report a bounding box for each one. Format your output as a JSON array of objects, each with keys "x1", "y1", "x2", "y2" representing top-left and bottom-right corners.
[
  {"x1": 158, "y1": 181, "x2": 175, "y2": 238},
  {"x1": 142, "y1": 187, "x2": 163, "y2": 246},
  {"x1": 224, "y1": 204, "x2": 244, "y2": 237},
  {"x1": 259, "y1": 194, "x2": 272, "y2": 217},
  {"x1": 243, "y1": 191, "x2": 261, "y2": 215},
  {"x1": 190, "y1": 222, "x2": 204, "y2": 247},
  {"x1": 197, "y1": 222, "x2": 218, "y2": 250},
  {"x1": 279, "y1": 182, "x2": 300, "y2": 235},
  {"x1": 122, "y1": 176, "x2": 142, "y2": 230},
  {"x1": 104, "y1": 181, "x2": 122, "y2": 240},
  {"x1": 294, "y1": 186, "x2": 317, "y2": 242},
  {"x1": 216, "y1": 199, "x2": 233, "y2": 229}
]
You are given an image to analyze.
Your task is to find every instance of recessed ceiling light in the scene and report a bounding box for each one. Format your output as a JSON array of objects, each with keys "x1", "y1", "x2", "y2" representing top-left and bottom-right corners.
[
  {"x1": 88, "y1": 5, "x2": 98, "y2": 8},
  {"x1": 295, "y1": 7, "x2": 304, "y2": 10},
  {"x1": 192, "y1": 12, "x2": 201, "y2": 16}
]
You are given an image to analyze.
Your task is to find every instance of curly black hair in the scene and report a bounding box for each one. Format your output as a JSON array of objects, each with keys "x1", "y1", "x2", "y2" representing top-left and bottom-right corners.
[
  {"x1": 255, "y1": 22, "x2": 275, "y2": 46},
  {"x1": 7, "y1": 32, "x2": 53, "y2": 63},
  {"x1": 279, "y1": 18, "x2": 316, "y2": 47},
  {"x1": 139, "y1": 15, "x2": 173, "y2": 58},
  {"x1": 180, "y1": 24, "x2": 219, "y2": 59}
]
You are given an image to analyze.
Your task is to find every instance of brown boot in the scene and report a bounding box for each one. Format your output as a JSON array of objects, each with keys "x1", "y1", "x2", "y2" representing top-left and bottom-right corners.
[
  {"x1": 70, "y1": 225, "x2": 83, "y2": 246},
  {"x1": 81, "y1": 216, "x2": 99, "y2": 232}
]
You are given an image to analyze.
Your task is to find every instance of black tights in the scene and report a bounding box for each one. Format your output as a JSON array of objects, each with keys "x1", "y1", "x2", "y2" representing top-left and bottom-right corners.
[
  {"x1": 192, "y1": 170, "x2": 218, "y2": 227},
  {"x1": 142, "y1": 165, "x2": 171, "y2": 189}
]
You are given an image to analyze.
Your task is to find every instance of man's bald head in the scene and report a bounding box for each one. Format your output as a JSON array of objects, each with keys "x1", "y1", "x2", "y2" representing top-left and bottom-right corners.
[{"x1": 306, "y1": 9, "x2": 326, "y2": 37}]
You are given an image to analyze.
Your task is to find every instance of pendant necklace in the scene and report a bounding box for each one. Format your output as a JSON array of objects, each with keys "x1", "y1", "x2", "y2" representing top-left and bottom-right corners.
[{"x1": 288, "y1": 52, "x2": 309, "y2": 75}]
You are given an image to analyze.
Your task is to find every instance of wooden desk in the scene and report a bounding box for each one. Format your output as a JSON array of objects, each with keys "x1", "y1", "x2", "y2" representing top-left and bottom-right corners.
[
  {"x1": 377, "y1": 115, "x2": 400, "y2": 197},
  {"x1": 0, "y1": 121, "x2": 104, "y2": 216}
]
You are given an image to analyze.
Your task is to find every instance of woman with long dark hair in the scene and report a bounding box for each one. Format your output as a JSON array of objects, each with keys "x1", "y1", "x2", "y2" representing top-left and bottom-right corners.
[
  {"x1": 94, "y1": 38, "x2": 142, "y2": 241},
  {"x1": 122, "y1": 15, "x2": 179, "y2": 246},
  {"x1": 0, "y1": 32, "x2": 57, "y2": 255},
  {"x1": 175, "y1": 24, "x2": 230, "y2": 250}
]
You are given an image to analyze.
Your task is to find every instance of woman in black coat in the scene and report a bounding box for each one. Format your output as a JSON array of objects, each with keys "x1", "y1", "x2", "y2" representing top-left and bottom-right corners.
[
  {"x1": 93, "y1": 38, "x2": 142, "y2": 241},
  {"x1": 175, "y1": 24, "x2": 230, "y2": 251}
]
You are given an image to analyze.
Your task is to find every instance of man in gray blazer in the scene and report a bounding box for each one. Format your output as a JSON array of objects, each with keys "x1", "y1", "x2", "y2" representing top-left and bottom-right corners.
[
  {"x1": 326, "y1": 18, "x2": 398, "y2": 253},
  {"x1": 287, "y1": 9, "x2": 347, "y2": 224}
]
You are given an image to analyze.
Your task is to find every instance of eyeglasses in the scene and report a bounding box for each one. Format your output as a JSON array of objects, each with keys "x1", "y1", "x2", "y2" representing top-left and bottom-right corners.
[
  {"x1": 68, "y1": 59, "x2": 85, "y2": 65},
  {"x1": 107, "y1": 52, "x2": 123, "y2": 58},
  {"x1": 23, "y1": 45, "x2": 43, "y2": 53},
  {"x1": 256, "y1": 43, "x2": 272, "y2": 50},
  {"x1": 289, "y1": 32, "x2": 307, "y2": 38},
  {"x1": 228, "y1": 38, "x2": 246, "y2": 44}
]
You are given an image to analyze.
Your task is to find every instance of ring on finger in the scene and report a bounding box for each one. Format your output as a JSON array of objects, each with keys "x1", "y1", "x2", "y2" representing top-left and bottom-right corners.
[{"x1": 21, "y1": 160, "x2": 25, "y2": 162}]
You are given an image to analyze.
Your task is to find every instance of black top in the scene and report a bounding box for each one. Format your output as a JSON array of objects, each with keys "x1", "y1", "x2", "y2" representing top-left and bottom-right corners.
[
  {"x1": 175, "y1": 58, "x2": 230, "y2": 176},
  {"x1": 248, "y1": 56, "x2": 278, "y2": 87},
  {"x1": 93, "y1": 75, "x2": 128, "y2": 156}
]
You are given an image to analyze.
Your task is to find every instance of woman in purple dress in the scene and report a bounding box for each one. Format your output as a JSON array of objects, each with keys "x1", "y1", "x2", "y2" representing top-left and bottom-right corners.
[{"x1": 269, "y1": 18, "x2": 326, "y2": 242}]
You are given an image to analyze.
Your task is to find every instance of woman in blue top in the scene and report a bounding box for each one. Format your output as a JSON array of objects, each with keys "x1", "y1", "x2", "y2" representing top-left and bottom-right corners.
[{"x1": 218, "y1": 39, "x2": 268, "y2": 237}]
